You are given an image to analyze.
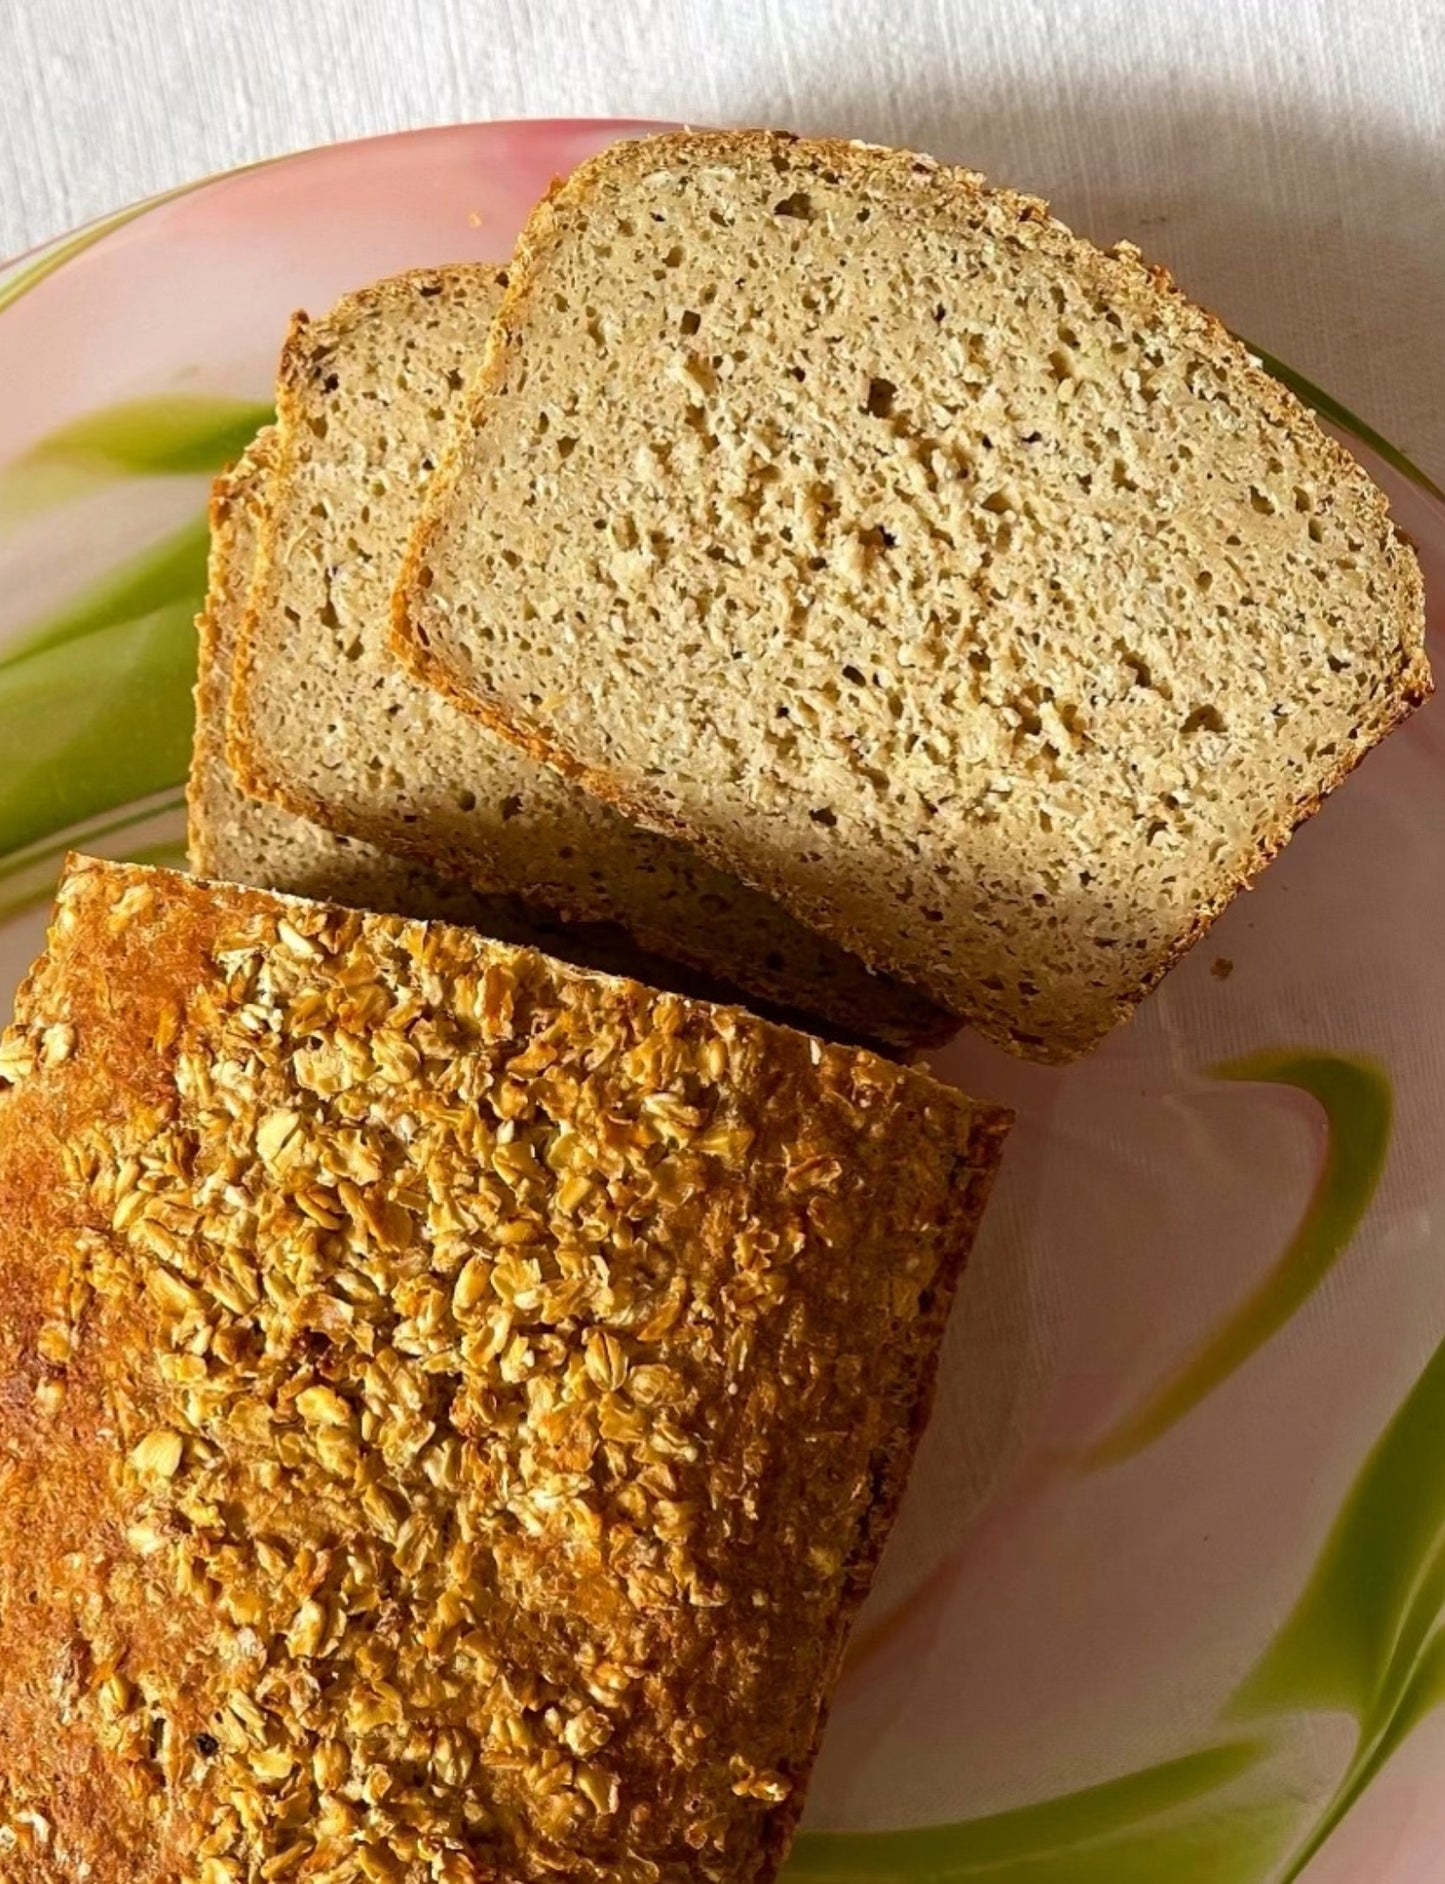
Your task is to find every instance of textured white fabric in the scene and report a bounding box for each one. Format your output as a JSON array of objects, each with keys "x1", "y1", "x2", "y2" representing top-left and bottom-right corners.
[{"x1": 3, "y1": 0, "x2": 1443, "y2": 474}]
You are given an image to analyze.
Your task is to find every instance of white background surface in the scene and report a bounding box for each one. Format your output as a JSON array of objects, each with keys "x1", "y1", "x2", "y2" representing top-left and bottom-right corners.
[{"x1": 2, "y1": 0, "x2": 1443, "y2": 482}]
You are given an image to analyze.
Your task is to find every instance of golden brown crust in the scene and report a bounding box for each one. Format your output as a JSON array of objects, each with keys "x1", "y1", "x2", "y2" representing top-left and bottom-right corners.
[
  {"x1": 0, "y1": 856, "x2": 1008, "y2": 1881},
  {"x1": 226, "y1": 264, "x2": 954, "y2": 1054},
  {"x1": 392, "y1": 128, "x2": 1432, "y2": 1064}
]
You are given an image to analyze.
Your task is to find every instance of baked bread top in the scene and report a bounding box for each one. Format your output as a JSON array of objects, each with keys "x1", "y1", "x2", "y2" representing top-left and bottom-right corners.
[{"x1": 0, "y1": 855, "x2": 1007, "y2": 1884}]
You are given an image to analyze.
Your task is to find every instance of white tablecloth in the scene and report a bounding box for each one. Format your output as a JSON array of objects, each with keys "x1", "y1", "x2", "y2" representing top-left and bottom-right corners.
[{"x1": 4, "y1": 0, "x2": 1443, "y2": 518}]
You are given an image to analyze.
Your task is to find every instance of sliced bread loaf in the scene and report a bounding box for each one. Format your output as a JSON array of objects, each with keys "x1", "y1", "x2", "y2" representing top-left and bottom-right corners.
[
  {"x1": 0, "y1": 854, "x2": 1008, "y2": 1884},
  {"x1": 192, "y1": 427, "x2": 915, "y2": 1033},
  {"x1": 189, "y1": 427, "x2": 533, "y2": 928},
  {"x1": 191, "y1": 430, "x2": 632, "y2": 947},
  {"x1": 395, "y1": 131, "x2": 1432, "y2": 1061},
  {"x1": 228, "y1": 264, "x2": 951, "y2": 1052}
]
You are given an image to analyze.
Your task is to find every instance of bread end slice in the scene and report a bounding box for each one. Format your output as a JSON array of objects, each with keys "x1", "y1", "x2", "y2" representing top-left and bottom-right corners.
[{"x1": 190, "y1": 426, "x2": 623, "y2": 943}]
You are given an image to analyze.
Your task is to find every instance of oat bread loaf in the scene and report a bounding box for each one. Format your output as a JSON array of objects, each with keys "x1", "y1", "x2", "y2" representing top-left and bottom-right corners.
[
  {"x1": 396, "y1": 130, "x2": 1431, "y2": 1061},
  {"x1": 0, "y1": 856, "x2": 1009, "y2": 1884},
  {"x1": 188, "y1": 429, "x2": 749, "y2": 999},
  {"x1": 228, "y1": 264, "x2": 951, "y2": 1052}
]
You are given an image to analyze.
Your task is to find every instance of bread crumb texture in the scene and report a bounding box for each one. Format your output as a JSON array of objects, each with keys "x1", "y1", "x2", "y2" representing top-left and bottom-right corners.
[
  {"x1": 229, "y1": 264, "x2": 951, "y2": 1051},
  {"x1": 190, "y1": 430, "x2": 861, "y2": 1027},
  {"x1": 0, "y1": 856, "x2": 1007, "y2": 1884},
  {"x1": 400, "y1": 131, "x2": 1430, "y2": 1060},
  {"x1": 190, "y1": 428, "x2": 549, "y2": 936}
]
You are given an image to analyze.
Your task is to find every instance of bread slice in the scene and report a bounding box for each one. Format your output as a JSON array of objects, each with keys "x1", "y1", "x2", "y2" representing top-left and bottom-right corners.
[
  {"x1": 188, "y1": 427, "x2": 724, "y2": 992},
  {"x1": 395, "y1": 131, "x2": 1432, "y2": 1061},
  {"x1": 189, "y1": 426, "x2": 549, "y2": 934},
  {"x1": 0, "y1": 855, "x2": 1007, "y2": 1884},
  {"x1": 228, "y1": 264, "x2": 951, "y2": 1053}
]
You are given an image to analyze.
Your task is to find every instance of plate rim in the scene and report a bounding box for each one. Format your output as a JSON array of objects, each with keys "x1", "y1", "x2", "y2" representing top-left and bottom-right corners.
[{"x1": 3, "y1": 114, "x2": 1439, "y2": 514}]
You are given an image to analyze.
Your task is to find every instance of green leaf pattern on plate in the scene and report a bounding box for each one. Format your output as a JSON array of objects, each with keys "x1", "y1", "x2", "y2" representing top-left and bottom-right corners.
[
  {"x1": 1236, "y1": 1325, "x2": 1445, "y2": 1879},
  {"x1": 0, "y1": 394, "x2": 269, "y2": 900},
  {"x1": 1, "y1": 514, "x2": 212, "y2": 667},
  {"x1": 0, "y1": 601, "x2": 201, "y2": 860},
  {"x1": 13, "y1": 393, "x2": 271, "y2": 479},
  {"x1": 0, "y1": 397, "x2": 271, "y2": 530},
  {"x1": 1081, "y1": 1052, "x2": 1392, "y2": 1468},
  {"x1": 784, "y1": 1742, "x2": 1296, "y2": 1882}
]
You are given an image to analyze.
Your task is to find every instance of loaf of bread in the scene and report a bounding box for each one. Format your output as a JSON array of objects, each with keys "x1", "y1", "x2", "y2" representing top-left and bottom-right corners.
[
  {"x1": 395, "y1": 130, "x2": 1431, "y2": 1061},
  {"x1": 228, "y1": 264, "x2": 951, "y2": 1052},
  {"x1": 0, "y1": 855, "x2": 1008, "y2": 1884}
]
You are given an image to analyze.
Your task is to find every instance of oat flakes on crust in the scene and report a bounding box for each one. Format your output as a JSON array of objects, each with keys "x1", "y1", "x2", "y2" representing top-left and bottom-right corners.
[{"x1": 0, "y1": 856, "x2": 1008, "y2": 1884}]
